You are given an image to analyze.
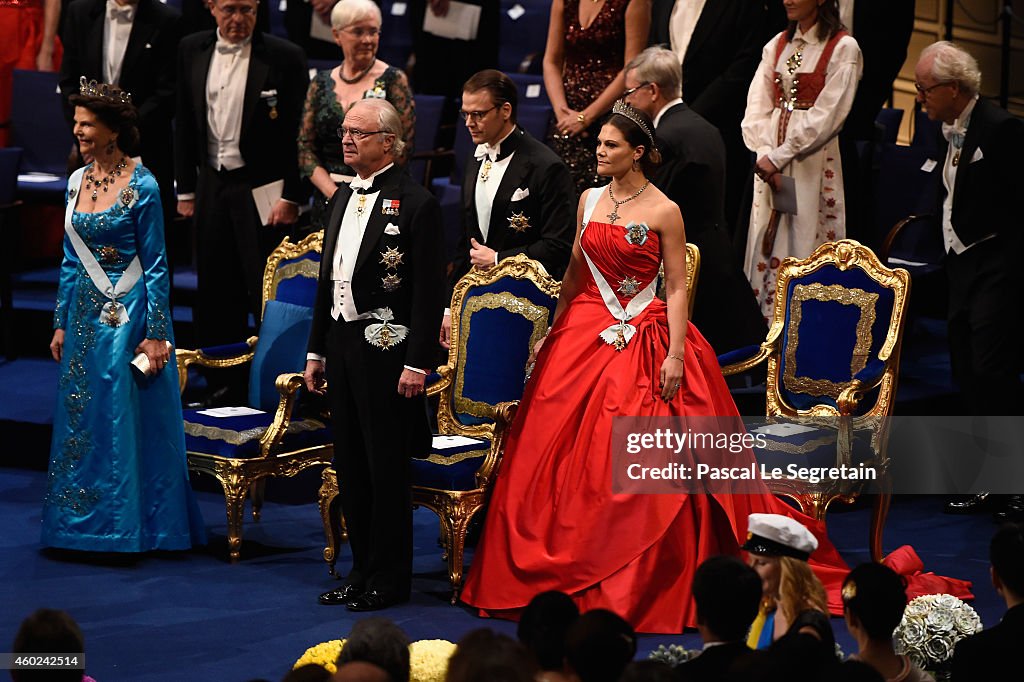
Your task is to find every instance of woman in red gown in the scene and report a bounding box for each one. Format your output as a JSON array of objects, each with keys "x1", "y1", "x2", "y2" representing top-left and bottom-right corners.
[{"x1": 460, "y1": 101, "x2": 849, "y2": 634}]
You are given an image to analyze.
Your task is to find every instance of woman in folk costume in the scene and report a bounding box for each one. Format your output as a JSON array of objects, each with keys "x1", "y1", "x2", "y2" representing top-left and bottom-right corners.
[{"x1": 741, "y1": 0, "x2": 862, "y2": 322}]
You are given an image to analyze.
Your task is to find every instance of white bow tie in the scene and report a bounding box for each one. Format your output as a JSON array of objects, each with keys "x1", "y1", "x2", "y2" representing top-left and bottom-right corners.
[
  {"x1": 942, "y1": 121, "x2": 968, "y2": 147},
  {"x1": 474, "y1": 143, "x2": 500, "y2": 162},
  {"x1": 216, "y1": 40, "x2": 244, "y2": 55},
  {"x1": 108, "y1": 2, "x2": 134, "y2": 22},
  {"x1": 350, "y1": 175, "x2": 374, "y2": 191}
]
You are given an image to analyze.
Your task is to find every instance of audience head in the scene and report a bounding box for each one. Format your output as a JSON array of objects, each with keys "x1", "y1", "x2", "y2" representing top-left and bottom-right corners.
[
  {"x1": 283, "y1": 664, "x2": 333, "y2": 682},
  {"x1": 342, "y1": 100, "x2": 405, "y2": 173},
  {"x1": 743, "y1": 514, "x2": 825, "y2": 618},
  {"x1": 563, "y1": 609, "x2": 637, "y2": 682},
  {"x1": 991, "y1": 522, "x2": 1024, "y2": 604},
  {"x1": 784, "y1": 0, "x2": 843, "y2": 41},
  {"x1": 70, "y1": 77, "x2": 140, "y2": 158},
  {"x1": 617, "y1": 660, "x2": 674, "y2": 682},
  {"x1": 841, "y1": 562, "x2": 907, "y2": 642},
  {"x1": 11, "y1": 609, "x2": 85, "y2": 682},
  {"x1": 445, "y1": 628, "x2": 537, "y2": 682},
  {"x1": 623, "y1": 47, "x2": 682, "y2": 116},
  {"x1": 516, "y1": 590, "x2": 579, "y2": 671},
  {"x1": 332, "y1": 661, "x2": 391, "y2": 682},
  {"x1": 461, "y1": 70, "x2": 518, "y2": 145},
  {"x1": 209, "y1": 0, "x2": 258, "y2": 43},
  {"x1": 692, "y1": 555, "x2": 764, "y2": 642},
  {"x1": 600, "y1": 101, "x2": 661, "y2": 178},
  {"x1": 336, "y1": 617, "x2": 410, "y2": 682},
  {"x1": 330, "y1": 0, "x2": 382, "y2": 62}
]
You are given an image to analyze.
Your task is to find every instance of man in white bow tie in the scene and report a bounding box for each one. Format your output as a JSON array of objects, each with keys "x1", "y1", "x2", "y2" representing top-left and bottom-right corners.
[
  {"x1": 440, "y1": 69, "x2": 575, "y2": 349},
  {"x1": 174, "y1": 0, "x2": 307, "y2": 397},
  {"x1": 914, "y1": 42, "x2": 1024, "y2": 520},
  {"x1": 60, "y1": 0, "x2": 183, "y2": 284},
  {"x1": 307, "y1": 99, "x2": 446, "y2": 611}
]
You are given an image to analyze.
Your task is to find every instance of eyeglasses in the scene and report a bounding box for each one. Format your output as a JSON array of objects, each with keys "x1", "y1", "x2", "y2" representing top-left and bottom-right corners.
[
  {"x1": 214, "y1": 3, "x2": 257, "y2": 16},
  {"x1": 914, "y1": 81, "x2": 952, "y2": 96},
  {"x1": 340, "y1": 26, "x2": 380, "y2": 38},
  {"x1": 622, "y1": 82, "x2": 651, "y2": 98},
  {"x1": 339, "y1": 127, "x2": 386, "y2": 140},
  {"x1": 459, "y1": 106, "x2": 497, "y2": 122}
]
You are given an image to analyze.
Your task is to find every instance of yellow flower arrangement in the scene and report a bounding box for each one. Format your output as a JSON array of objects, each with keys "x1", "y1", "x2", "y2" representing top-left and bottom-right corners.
[
  {"x1": 293, "y1": 638, "x2": 456, "y2": 681},
  {"x1": 294, "y1": 639, "x2": 346, "y2": 675}
]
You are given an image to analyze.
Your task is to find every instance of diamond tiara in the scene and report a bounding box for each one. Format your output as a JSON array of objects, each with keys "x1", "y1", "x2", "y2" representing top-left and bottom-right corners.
[
  {"x1": 78, "y1": 76, "x2": 133, "y2": 105},
  {"x1": 611, "y1": 99, "x2": 655, "y2": 148}
]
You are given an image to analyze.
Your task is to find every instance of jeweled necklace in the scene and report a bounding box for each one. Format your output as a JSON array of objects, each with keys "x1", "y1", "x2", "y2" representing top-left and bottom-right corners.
[
  {"x1": 85, "y1": 156, "x2": 128, "y2": 201},
  {"x1": 338, "y1": 59, "x2": 375, "y2": 84},
  {"x1": 607, "y1": 179, "x2": 649, "y2": 223}
]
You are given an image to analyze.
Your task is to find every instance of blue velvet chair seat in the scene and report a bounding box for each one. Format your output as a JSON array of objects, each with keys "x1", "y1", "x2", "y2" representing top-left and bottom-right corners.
[
  {"x1": 755, "y1": 426, "x2": 875, "y2": 472},
  {"x1": 183, "y1": 409, "x2": 331, "y2": 459},
  {"x1": 411, "y1": 437, "x2": 491, "y2": 490}
]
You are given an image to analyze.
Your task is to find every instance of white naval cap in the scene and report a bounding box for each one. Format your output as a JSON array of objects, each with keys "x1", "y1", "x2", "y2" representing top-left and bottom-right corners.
[{"x1": 741, "y1": 513, "x2": 818, "y2": 561}]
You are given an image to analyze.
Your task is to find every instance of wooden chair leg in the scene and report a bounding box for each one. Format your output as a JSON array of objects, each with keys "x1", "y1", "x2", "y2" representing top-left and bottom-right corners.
[
  {"x1": 319, "y1": 467, "x2": 342, "y2": 576},
  {"x1": 445, "y1": 506, "x2": 478, "y2": 605},
  {"x1": 221, "y1": 474, "x2": 248, "y2": 562},
  {"x1": 250, "y1": 479, "x2": 266, "y2": 522},
  {"x1": 870, "y1": 487, "x2": 891, "y2": 562}
]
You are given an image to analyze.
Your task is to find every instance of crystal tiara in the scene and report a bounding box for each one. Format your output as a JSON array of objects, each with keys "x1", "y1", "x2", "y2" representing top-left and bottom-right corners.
[
  {"x1": 78, "y1": 76, "x2": 133, "y2": 105},
  {"x1": 611, "y1": 99, "x2": 655, "y2": 148}
]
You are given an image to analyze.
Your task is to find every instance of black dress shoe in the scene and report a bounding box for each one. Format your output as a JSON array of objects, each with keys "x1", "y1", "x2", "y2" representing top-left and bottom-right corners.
[
  {"x1": 319, "y1": 583, "x2": 364, "y2": 606},
  {"x1": 345, "y1": 589, "x2": 406, "y2": 612},
  {"x1": 945, "y1": 493, "x2": 992, "y2": 514},
  {"x1": 994, "y1": 495, "x2": 1024, "y2": 523}
]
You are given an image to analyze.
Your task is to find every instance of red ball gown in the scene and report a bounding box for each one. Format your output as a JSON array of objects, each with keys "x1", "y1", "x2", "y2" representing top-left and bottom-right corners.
[{"x1": 460, "y1": 190, "x2": 850, "y2": 633}]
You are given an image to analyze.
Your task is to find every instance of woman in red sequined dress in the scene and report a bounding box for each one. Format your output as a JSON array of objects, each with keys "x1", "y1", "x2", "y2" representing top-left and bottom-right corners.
[
  {"x1": 542, "y1": 0, "x2": 650, "y2": 193},
  {"x1": 460, "y1": 102, "x2": 849, "y2": 634}
]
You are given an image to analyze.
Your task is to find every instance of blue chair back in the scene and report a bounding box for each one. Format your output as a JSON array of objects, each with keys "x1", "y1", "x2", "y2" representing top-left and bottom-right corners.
[
  {"x1": 0, "y1": 148, "x2": 22, "y2": 205},
  {"x1": 518, "y1": 103, "x2": 552, "y2": 143},
  {"x1": 450, "y1": 120, "x2": 475, "y2": 184},
  {"x1": 408, "y1": 93, "x2": 446, "y2": 183},
  {"x1": 911, "y1": 109, "x2": 942, "y2": 154},
  {"x1": 498, "y1": 0, "x2": 548, "y2": 73},
  {"x1": 873, "y1": 142, "x2": 939, "y2": 238},
  {"x1": 10, "y1": 70, "x2": 72, "y2": 177},
  {"x1": 776, "y1": 247, "x2": 900, "y2": 413},
  {"x1": 874, "y1": 108, "x2": 903, "y2": 144},
  {"x1": 446, "y1": 256, "x2": 559, "y2": 429},
  {"x1": 510, "y1": 73, "x2": 549, "y2": 107},
  {"x1": 248, "y1": 232, "x2": 322, "y2": 412}
]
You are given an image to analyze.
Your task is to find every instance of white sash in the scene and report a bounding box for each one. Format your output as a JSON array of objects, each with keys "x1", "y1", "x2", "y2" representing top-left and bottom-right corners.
[
  {"x1": 580, "y1": 186, "x2": 658, "y2": 350},
  {"x1": 64, "y1": 167, "x2": 143, "y2": 328}
]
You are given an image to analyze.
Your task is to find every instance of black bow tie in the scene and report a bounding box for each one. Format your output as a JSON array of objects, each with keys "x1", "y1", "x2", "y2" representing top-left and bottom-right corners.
[{"x1": 353, "y1": 184, "x2": 377, "y2": 195}]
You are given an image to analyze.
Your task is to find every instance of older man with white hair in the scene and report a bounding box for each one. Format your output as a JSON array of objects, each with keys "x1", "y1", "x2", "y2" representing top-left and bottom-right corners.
[
  {"x1": 914, "y1": 42, "x2": 1024, "y2": 520},
  {"x1": 623, "y1": 46, "x2": 765, "y2": 353},
  {"x1": 306, "y1": 99, "x2": 446, "y2": 610}
]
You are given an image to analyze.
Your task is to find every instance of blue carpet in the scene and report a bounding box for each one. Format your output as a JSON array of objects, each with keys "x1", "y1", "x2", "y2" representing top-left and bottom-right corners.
[{"x1": 0, "y1": 466, "x2": 1006, "y2": 682}]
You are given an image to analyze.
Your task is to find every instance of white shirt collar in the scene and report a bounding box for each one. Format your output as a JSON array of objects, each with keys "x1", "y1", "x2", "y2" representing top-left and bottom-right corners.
[
  {"x1": 793, "y1": 22, "x2": 823, "y2": 45},
  {"x1": 942, "y1": 94, "x2": 979, "y2": 142},
  {"x1": 349, "y1": 162, "x2": 395, "y2": 190},
  {"x1": 653, "y1": 98, "x2": 683, "y2": 129},
  {"x1": 474, "y1": 125, "x2": 517, "y2": 161}
]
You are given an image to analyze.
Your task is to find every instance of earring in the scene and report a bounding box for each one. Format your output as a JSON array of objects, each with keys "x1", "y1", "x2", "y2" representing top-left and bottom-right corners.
[
  {"x1": 105, "y1": 139, "x2": 116, "y2": 155},
  {"x1": 632, "y1": 159, "x2": 640, "y2": 172}
]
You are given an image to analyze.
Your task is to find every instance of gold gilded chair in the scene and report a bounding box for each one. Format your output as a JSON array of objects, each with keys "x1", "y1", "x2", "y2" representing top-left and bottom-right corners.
[
  {"x1": 718, "y1": 239, "x2": 910, "y2": 561},
  {"x1": 656, "y1": 242, "x2": 700, "y2": 318},
  {"x1": 318, "y1": 254, "x2": 560, "y2": 601},
  {"x1": 177, "y1": 232, "x2": 333, "y2": 561}
]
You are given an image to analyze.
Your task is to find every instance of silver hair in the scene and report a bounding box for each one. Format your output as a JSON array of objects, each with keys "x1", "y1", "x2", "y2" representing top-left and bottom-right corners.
[
  {"x1": 625, "y1": 46, "x2": 682, "y2": 99},
  {"x1": 920, "y1": 41, "x2": 981, "y2": 96},
  {"x1": 351, "y1": 99, "x2": 405, "y2": 157},
  {"x1": 330, "y1": 0, "x2": 382, "y2": 30}
]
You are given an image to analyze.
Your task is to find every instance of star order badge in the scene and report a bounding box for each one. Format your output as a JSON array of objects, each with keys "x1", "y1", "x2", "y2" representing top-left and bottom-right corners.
[
  {"x1": 508, "y1": 211, "x2": 531, "y2": 233},
  {"x1": 379, "y1": 246, "x2": 404, "y2": 270},
  {"x1": 617, "y1": 276, "x2": 641, "y2": 297},
  {"x1": 381, "y1": 273, "x2": 402, "y2": 292}
]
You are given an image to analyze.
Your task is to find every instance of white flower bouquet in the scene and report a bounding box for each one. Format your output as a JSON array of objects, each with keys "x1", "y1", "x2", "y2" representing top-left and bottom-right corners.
[{"x1": 893, "y1": 594, "x2": 982, "y2": 681}]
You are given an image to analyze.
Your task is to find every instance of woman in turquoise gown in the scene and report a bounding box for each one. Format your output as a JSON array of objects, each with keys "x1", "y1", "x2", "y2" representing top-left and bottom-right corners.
[{"x1": 42, "y1": 79, "x2": 205, "y2": 552}]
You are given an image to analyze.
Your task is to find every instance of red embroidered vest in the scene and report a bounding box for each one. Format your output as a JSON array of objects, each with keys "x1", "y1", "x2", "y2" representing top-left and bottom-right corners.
[{"x1": 771, "y1": 29, "x2": 849, "y2": 112}]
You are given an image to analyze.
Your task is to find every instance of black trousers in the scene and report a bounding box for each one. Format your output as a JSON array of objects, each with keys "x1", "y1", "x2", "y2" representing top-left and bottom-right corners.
[
  {"x1": 325, "y1": 317, "x2": 430, "y2": 598},
  {"x1": 194, "y1": 165, "x2": 285, "y2": 347},
  {"x1": 946, "y1": 237, "x2": 1024, "y2": 416}
]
